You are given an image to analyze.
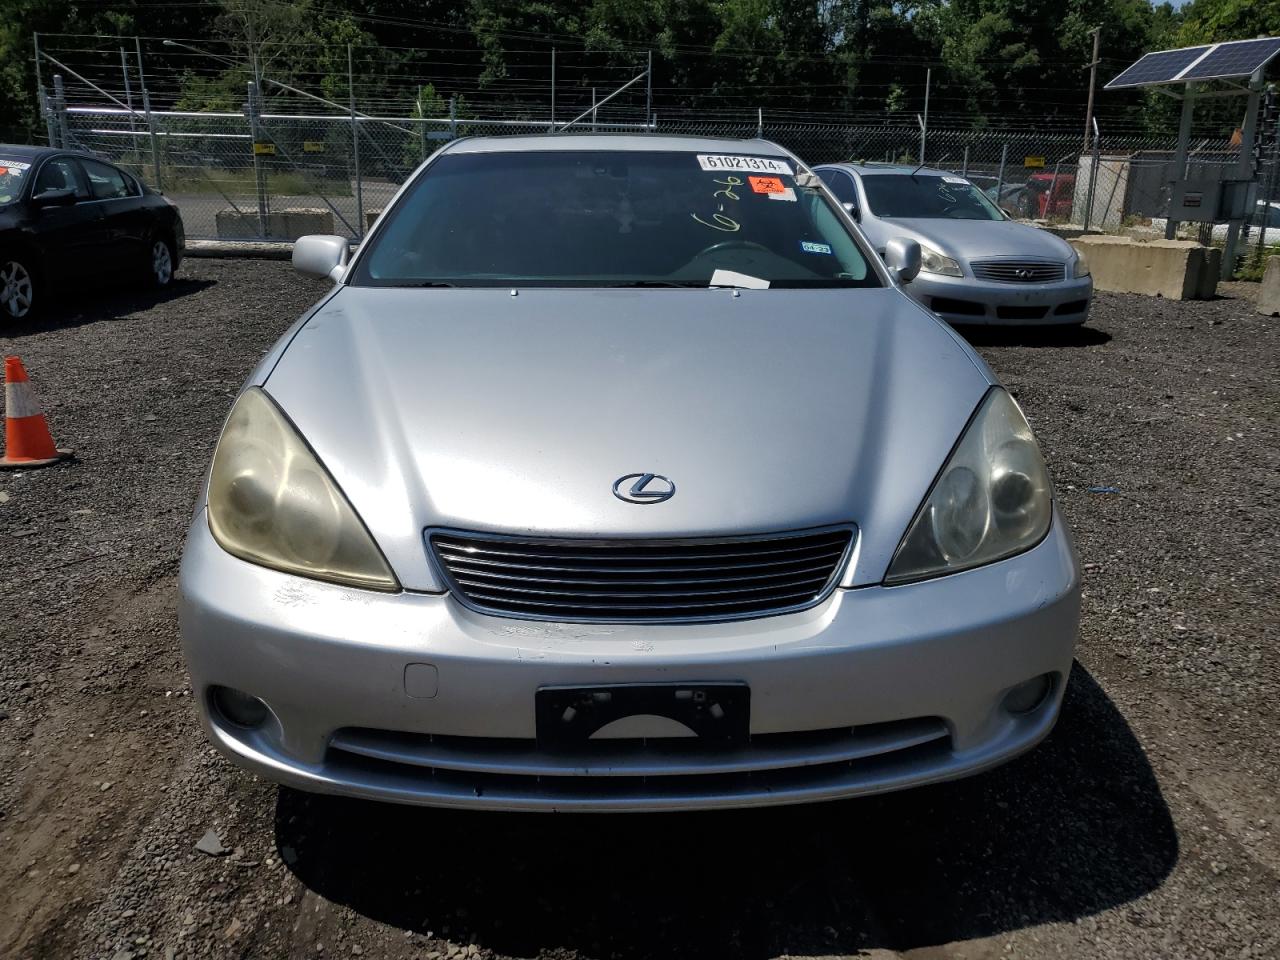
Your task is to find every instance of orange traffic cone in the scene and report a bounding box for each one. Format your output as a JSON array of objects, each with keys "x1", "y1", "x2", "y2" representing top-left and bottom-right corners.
[{"x1": 0, "y1": 356, "x2": 72, "y2": 469}]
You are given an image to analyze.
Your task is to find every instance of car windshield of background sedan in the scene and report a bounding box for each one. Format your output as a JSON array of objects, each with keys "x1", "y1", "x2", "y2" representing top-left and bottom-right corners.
[
  {"x1": 861, "y1": 174, "x2": 1005, "y2": 221},
  {"x1": 353, "y1": 150, "x2": 879, "y2": 289}
]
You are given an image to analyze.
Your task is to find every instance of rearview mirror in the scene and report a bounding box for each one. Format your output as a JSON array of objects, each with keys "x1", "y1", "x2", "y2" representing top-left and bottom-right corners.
[
  {"x1": 293, "y1": 234, "x2": 351, "y2": 282},
  {"x1": 883, "y1": 238, "x2": 921, "y2": 284},
  {"x1": 842, "y1": 200, "x2": 860, "y2": 222},
  {"x1": 31, "y1": 187, "x2": 76, "y2": 209}
]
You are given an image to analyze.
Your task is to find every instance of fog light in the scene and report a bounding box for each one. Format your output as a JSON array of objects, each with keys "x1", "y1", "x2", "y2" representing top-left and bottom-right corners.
[
  {"x1": 1002, "y1": 674, "x2": 1053, "y2": 715},
  {"x1": 211, "y1": 686, "x2": 270, "y2": 728}
]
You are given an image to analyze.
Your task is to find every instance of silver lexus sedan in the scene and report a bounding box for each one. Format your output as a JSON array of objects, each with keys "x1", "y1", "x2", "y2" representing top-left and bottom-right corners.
[
  {"x1": 815, "y1": 163, "x2": 1092, "y2": 326},
  {"x1": 178, "y1": 135, "x2": 1081, "y2": 812}
]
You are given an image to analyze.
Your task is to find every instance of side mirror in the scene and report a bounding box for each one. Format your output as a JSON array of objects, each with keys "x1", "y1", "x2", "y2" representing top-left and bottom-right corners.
[
  {"x1": 842, "y1": 200, "x2": 860, "y2": 222},
  {"x1": 293, "y1": 234, "x2": 350, "y2": 282},
  {"x1": 31, "y1": 187, "x2": 77, "y2": 209},
  {"x1": 883, "y1": 237, "x2": 921, "y2": 283}
]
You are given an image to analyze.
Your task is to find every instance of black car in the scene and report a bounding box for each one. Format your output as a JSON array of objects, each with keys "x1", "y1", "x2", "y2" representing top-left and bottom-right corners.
[{"x1": 0, "y1": 144, "x2": 185, "y2": 320}]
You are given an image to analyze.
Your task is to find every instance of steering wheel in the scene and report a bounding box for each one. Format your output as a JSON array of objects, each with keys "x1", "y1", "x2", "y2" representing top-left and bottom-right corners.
[{"x1": 697, "y1": 239, "x2": 772, "y2": 259}]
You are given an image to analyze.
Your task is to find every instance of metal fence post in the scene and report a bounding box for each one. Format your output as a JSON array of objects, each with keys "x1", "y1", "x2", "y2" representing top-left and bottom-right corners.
[
  {"x1": 1084, "y1": 139, "x2": 1101, "y2": 231},
  {"x1": 349, "y1": 44, "x2": 364, "y2": 237},
  {"x1": 135, "y1": 39, "x2": 162, "y2": 192},
  {"x1": 961, "y1": 145, "x2": 969, "y2": 177},
  {"x1": 995, "y1": 143, "x2": 1008, "y2": 201},
  {"x1": 246, "y1": 81, "x2": 269, "y2": 237},
  {"x1": 52, "y1": 75, "x2": 70, "y2": 149},
  {"x1": 1256, "y1": 118, "x2": 1280, "y2": 260},
  {"x1": 757, "y1": 107, "x2": 763, "y2": 139},
  {"x1": 449, "y1": 96, "x2": 457, "y2": 140},
  {"x1": 550, "y1": 48, "x2": 556, "y2": 132}
]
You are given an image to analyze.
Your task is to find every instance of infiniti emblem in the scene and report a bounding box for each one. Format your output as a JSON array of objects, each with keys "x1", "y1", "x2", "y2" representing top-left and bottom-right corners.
[
  {"x1": 613, "y1": 473, "x2": 676, "y2": 504},
  {"x1": 1015, "y1": 268, "x2": 1031, "y2": 279}
]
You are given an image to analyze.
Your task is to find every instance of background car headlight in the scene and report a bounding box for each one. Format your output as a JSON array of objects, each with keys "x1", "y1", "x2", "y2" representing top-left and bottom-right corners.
[
  {"x1": 206, "y1": 387, "x2": 399, "y2": 591},
  {"x1": 919, "y1": 244, "x2": 963, "y2": 278},
  {"x1": 1073, "y1": 249, "x2": 1091, "y2": 278},
  {"x1": 885, "y1": 388, "x2": 1052, "y2": 584}
]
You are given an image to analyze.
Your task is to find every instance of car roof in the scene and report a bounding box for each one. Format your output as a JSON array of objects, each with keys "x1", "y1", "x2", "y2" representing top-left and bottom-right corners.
[
  {"x1": 0, "y1": 144, "x2": 57, "y2": 161},
  {"x1": 440, "y1": 133, "x2": 797, "y2": 158},
  {"x1": 817, "y1": 162, "x2": 959, "y2": 178},
  {"x1": 0, "y1": 144, "x2": 107, "y2": 163}
]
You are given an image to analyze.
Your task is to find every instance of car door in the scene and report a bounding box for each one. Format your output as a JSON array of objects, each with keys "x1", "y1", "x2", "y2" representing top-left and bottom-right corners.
[
  {"x1": 26, "y1": 155, "x2": 109, "y2": 280},
  {"x1": 78, "y1": 157, "x2": 149, "y2": 274}
]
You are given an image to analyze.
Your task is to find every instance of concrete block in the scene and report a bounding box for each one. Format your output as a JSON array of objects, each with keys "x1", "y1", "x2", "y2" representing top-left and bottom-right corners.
[
  {"x1": 1259, "y1": 256, "x2": 1280, "y2": 316},
  {"x1": 215, "y1": 207, "x2": 334, "y2": 241},
  {"x1": 1069, "y1": 235, "x2": 1215, "y2": 300}
]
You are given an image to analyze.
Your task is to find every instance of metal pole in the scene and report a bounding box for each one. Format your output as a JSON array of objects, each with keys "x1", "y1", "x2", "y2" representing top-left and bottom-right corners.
[
  {"x1": 52, "y1": 75, "x2": 69, "y2": 150},
  {"x1": 550, "y1": 48, "x2": 556, "y2": 132},
  {"x1": 246, "y1": 82, "x2": 269, "y2": 236},
  {"x1": 136, "y1": 38, "x2": 162, "y2": 191},
  {"x1": 921, "y1": 67, "x2": 930, "y2": 164},
  {"x1": 417, "y1": 93, "x2": 427, "y2": 160},
  {"x1": 1166, "y1": 83, "x2": 1196, "y2": 239},
  {"x1": 1222, "y1": 66, "x2": 1264, "y2": 279},
  {"x1": 995, "y1": 142, "x2": 1008, "y2": 202},
  {"x1": 33, "y1": 32, "x2": 44, "y2": 98},
  {"x1": 757, "y1": 107, "x2": 763, "y2": 139},
  {"x1": 961, "y1": 144, "x2": 969, "y2": 177},
  {"x1": 646, "y1": 50, "x2": 653, "y2": 125},
  {"x1": 591, "y1": 88, "x2": 597, "y2": 132},
  {"x1": 449, "y1": 96, "x2": 457, "y2": 139},
  {"x1": 1256, "y1": 108, "x2": 1279, "y2": 260},
  {"x1": 120, "y1": 48, "x2": 137, "y2": 137},
  {"x1": 349, "y1": 44, "x2": 363, "y2": 237},
  {"x1": 1085, "y1": 135, "x2": 1101, "y2": 231},
  {"x1": 1083, "y1": 26, "x2": 1101, "y2": 154}
]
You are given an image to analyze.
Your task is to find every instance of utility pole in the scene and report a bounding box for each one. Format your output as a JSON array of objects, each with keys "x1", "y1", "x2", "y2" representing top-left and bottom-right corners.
[{"x1": 1083, "y1": 26, "x2": 1102, "y2": 154}]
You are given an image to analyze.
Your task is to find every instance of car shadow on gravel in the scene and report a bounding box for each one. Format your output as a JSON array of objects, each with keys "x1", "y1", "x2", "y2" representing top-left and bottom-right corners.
[
  {"x1": 1, "y1": 278, "x2": 214, "y2": 338},
  {"x1": 274, "y1": 664, "x2": 1176, "y2": 958},
  {"x1": 955, "y1": 324, "x2": 1112, "y2": 348}
]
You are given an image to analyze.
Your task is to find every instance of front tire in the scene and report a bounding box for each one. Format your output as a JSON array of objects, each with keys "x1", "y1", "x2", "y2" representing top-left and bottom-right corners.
[
  {"x1": 0, "y1": 254, "x2": 37, "y2": 321},
  {"x1": 148, "y1": 236, "x2": 175, "y2": 287}
]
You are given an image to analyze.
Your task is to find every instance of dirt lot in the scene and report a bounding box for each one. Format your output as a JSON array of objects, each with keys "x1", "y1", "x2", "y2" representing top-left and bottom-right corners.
[{"x1": 1, "y1": 260, "x2": 1277, "y2": 960}]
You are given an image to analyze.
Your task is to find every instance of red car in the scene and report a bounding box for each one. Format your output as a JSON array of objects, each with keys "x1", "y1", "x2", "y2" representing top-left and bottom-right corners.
[{"x1": 1014, "y1": 172, "x2": 1075, "y2": 220}]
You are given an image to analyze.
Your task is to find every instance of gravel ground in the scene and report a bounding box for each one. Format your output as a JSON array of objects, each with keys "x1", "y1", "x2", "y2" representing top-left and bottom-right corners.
[{"x1": 1, "y1": 261, "x2": 1277, "y2": 960}]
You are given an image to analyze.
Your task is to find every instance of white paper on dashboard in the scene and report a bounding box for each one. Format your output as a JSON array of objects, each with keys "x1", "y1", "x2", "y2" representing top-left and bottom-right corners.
[{"x1": 710, "y1": 269, "x2": 770, "y2": 289}]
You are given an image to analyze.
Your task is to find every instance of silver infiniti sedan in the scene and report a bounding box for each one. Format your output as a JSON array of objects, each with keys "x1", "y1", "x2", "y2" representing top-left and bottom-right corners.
[
  {"x1": 815, "y1": 163, "x2": 1093, "y2": 326},
  {"x1": 178, "y1": 135, "x2": 1081, "y2": 812}
]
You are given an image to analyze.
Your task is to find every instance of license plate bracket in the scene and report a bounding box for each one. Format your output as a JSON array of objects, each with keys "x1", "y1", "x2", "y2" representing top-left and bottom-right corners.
[{"x1": 535, "y1": 683, "x2": 750, "y2": 748}]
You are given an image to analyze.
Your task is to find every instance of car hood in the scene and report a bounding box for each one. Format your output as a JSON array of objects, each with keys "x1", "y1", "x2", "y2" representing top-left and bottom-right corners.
[
  {"x1": 263, "y1": 286, "x2": 994, "y2": 590},
  {"x1": 864, "y1": 217, "x2": 1073, "y2": 264}
]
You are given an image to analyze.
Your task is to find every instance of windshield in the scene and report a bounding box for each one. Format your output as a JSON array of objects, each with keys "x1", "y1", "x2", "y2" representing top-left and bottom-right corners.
[
  {"x1": 353, "y1": 150, "x2": 879, "y2": 288},
  {"x1": 0, "y1": 159, "x2": 32, "y2": 206},
  {"x1": 861, "y1": 174, "x2": 1004, "y2": 221}
]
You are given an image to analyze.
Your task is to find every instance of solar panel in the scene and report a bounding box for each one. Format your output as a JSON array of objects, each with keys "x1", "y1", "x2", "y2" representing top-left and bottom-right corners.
[
  {"x1": 1105, "y1": 37, "x2": 1280, "y2": 90},
  {"x1": 1179, "y1": 37, "x2": 1280, "y2": 82},
  {"x1": 1105, "y1": 46, "x2": 1209, "y2": 89}
]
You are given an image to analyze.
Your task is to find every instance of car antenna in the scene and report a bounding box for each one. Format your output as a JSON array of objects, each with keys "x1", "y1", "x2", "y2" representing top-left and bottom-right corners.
[{"x1": 911, "y1": 153, "x2": 950, "y2": 178}]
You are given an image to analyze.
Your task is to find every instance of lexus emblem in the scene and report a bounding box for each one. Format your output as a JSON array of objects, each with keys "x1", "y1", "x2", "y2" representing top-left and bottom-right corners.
[{"x1": 613, "y1": 473, "x2": 676, "y2": 504}]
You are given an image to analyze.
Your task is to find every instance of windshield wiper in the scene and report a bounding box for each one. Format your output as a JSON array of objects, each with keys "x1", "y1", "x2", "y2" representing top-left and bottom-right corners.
[{"x1": 388, "y1": 280, "x2": 457, "y2": 288}]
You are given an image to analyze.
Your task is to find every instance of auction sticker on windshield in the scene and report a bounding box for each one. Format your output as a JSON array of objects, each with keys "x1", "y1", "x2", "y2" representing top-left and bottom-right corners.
[{"x1": 697, "y1": 155, "x2": 794, "y2": 175}]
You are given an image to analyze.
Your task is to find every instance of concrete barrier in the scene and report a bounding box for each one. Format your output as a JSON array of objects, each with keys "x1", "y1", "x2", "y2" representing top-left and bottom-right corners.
[
  {"x1": 1068, "y1": 235, "x2": 1218, "y2": 300},
  {"x1": 215, "y1": 208, "x2": 335, "y2": 241},
  {"x1": 1259, "y1": 256, "x2": 1280, "y2": 316}
]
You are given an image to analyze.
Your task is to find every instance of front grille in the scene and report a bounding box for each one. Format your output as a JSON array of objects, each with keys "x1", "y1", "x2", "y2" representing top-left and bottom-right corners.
[
  {"x1": 971, "y1": 259, "x2": 1066, "y2": 283},
  {"x1": 429, "y1": 527, "x2": 854, "y2": 623}
]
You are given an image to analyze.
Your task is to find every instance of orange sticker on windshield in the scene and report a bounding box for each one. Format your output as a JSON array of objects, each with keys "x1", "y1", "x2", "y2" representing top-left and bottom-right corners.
[{"x1": 748, "y1": 176, "x2": 785, "y2": 194}]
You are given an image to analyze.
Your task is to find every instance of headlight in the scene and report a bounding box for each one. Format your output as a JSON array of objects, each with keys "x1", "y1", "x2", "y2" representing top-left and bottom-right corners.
[
  {"x1": 1073, "y1": 249, "x2": 1091, "y2": 278},
  {"x1": 206, "y1": 388, "x2": 399, "y2": 591},
  {"x1": 919, "y1": 244, "x2": 963, "y2": 278},
  {"x1": 885, "y1": 388, "x2": 1052, "y2": 584}
]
